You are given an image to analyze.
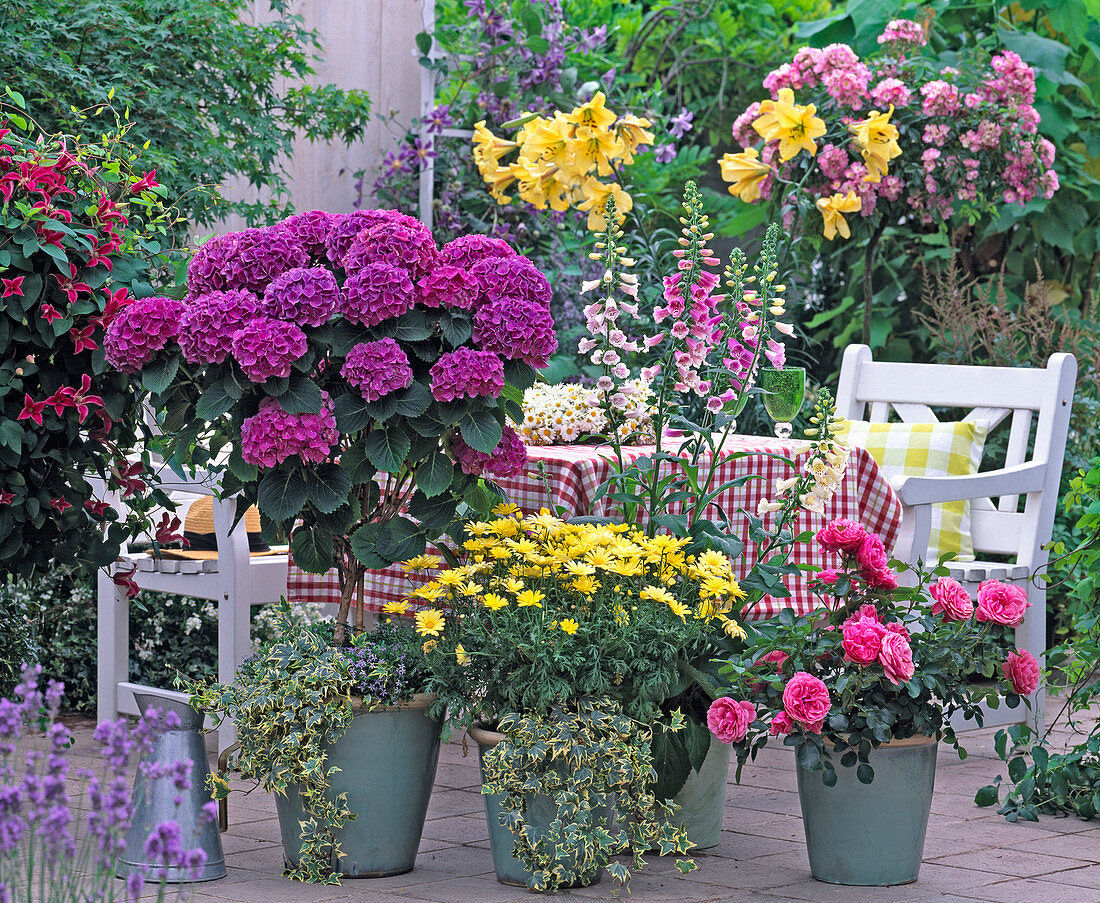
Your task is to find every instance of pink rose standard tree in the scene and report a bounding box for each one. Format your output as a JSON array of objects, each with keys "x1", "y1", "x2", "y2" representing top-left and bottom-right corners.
[
  {"x1": 708, "y1": 517, "x2": 1037, "y2": 785},
  {"x1": 108, "y1": 209, "x2": 553, "y2": 644}
]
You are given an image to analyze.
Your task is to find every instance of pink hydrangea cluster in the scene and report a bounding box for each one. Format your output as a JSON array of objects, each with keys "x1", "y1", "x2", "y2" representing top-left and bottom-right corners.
[
  {"x1": 469, "y1": 255, "x2": 552, "y2": 310},
  {"x1": 339, "y1": 263, "x2": 416, "y2": 327},
  {"x1": 341, "y1": 338, "x2": 413, "y2": 402},
  {"x1": 105, "y1": 296, "x2": 187, "y2": 372},
  {"x1": 261, "y1": 267, "x2": 339, "y2": 327},
  {"x1": 439, "y1": 234, "x2": 516, "y2": 270},
  {"x1": 450, "y1": 424, "x2": 528, "y2": 478},
  {"x1": 418, "y1": 266, "x2": 481, "y2": 310},
  {"x1": 342, "y1": 221, "x2": 439, "y2": 282},
  {"x1": 473, "y1": 295, "x2": 558, "y2": 367},
  {"x1": 429, "y1": 348, "x2": 504, "y2": 402},
  {"x1": 240, "y1": 395, "x2": 338, "y2": 467},
  {"x1": 178, "y1": 289, "x2": 260, "y2": 364},
  {"x1": 221, "y1": 226, "x2": 309, "y2": 294},
  {"x1": 324, "y1": 208, "x2": 423, "y2": 266},
  {"x1": 186, "y1": 233, "x2": 239, "y2": 295},
  {"x1": 230, "y1": 317, "x2": 308, "y2": 382},
  {"x1": 279, "y1": 210, "x2": 333, "y2": 259}
]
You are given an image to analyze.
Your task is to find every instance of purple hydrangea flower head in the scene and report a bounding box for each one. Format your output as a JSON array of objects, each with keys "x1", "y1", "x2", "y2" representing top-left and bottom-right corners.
[
  {"x1": 430, "y1": 347, "x2": 504, "y2": 402},
  {"x1": 221, "y1": 226, "x2": 308, "y2": 294},
  {"x1": 105, "y1": 296, "x2": 186, "y2": 373},
  {"x1": 439, "y1": 234, "x2": 517, "y2": 271},
  {"x1": 473, "y1": 295, "x2": 557, "y2": 367},
  {"x1": 451, "y1": 423, "x2": 528, "y2": 478},
  {"x1": 186, "y1": 232, "x2": 239, "y2": 295},
  {"x1": 417, "y1": 265, "x2": 481, "y2": 310},
  {"x1": 261, "y1": 267, "x2": 339, "y2": 327},
  {"x1": 342, "y1": 338, "x2": 414, "y2": 402},
  {"x1": 278, "y1": 210, "x2": 333, "y2": 258},
  {"x1": 342, "y1": 222, "x2": 439, "y2": 282},
  {"x1": 230, "y1": 316, "x2": 308, "y2": 382},
  {"x1": 469, "y1": 254, "x2": 551, "y2": 310},
  {"x1": 178, "y1": 289, "x2": 259, "y2": 364},
  {"x1": 340, "y1": 262, "x2": 416, "y2": 327},
  {"x1": 324, "y1": 208, "x2": 426, "y2": 266},
  {"x1": 240, "y1": 394, "x2": 338, "y2": 467}
]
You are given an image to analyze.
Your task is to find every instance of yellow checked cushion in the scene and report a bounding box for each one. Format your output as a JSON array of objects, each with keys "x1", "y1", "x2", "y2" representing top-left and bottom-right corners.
[{"x1": 844, "y1": 420, "x2": 988, "y2": 562}]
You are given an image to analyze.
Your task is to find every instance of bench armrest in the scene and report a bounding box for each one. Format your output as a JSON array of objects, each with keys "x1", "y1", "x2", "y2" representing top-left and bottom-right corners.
[{"x1": 890, "y1": 461, "x2": 1045, "y2": 507}]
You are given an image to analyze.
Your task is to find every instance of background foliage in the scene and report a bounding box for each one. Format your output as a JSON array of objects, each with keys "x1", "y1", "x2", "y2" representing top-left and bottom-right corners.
[{"x1": 1, "y1": 0, "x2": 373, "y2": 229}]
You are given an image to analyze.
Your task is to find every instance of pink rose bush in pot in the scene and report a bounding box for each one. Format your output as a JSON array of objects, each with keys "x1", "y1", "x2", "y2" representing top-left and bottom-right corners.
[
  {"x1": 105, "y1": 208, "x2": 554, "y2": 642},
  {"x1": 710, "y1": 517, "x2": 1037, "y2": 786}
]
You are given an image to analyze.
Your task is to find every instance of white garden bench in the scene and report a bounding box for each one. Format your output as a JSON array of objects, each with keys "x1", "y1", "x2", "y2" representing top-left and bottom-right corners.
[
  {"x1": 96, "y1": 468, "x2": 288, "y2": 749},
  {"x1": 836, "y1": 344, "x2": 1077, "y2": 730}
]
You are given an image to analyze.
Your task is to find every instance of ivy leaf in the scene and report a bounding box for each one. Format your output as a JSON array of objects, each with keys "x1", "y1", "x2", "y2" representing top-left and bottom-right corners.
[
  {"x1": 375, "y1": 516, "x2": 426, "y2": 563},
  {"x1": 459, "y1": 409, "x2": 502, "y2": 454},
  {"x1": 302, "y1": 463, "x2": 351, "y2": 514},
  {"x1": 290, "y1": 525, "x2": 334, "y2": 574},
  {"x1": 364, "y1": 423, "x2": 410, "y2": 473},
  {"x1": 257, "y1": 466, "x2": 308, "y2": 523},
  {"x1": 416, "y1": 451, "x2": 453, "y2": 499}
]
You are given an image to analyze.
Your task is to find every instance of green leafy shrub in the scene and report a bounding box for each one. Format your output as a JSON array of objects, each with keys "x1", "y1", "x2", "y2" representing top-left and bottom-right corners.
[
  {"x1": 0, "y1": 94, "x2": 179, "y2": 578},
  {"x1": 1, "y1": 0, "x2": 373, "y2": 228}
]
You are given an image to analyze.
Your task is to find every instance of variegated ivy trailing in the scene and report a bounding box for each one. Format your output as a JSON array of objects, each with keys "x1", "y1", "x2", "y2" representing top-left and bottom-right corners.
[
  {"x1": 481, "y1": 697, "x2": 696, "y2": 892},
  {"x1": 108, "y1": 207, "x2": 557, "y2": 643}
]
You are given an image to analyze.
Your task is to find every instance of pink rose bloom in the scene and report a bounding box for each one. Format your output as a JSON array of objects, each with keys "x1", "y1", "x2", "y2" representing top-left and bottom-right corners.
[
  {"x1": 760, "y1": 649, "x2": 789, "y2": 670},
  {"x1": 1002, "y1": 649, "x2": 1041, "y2": 696},
  {"x1": 847, "y1": 603, "x2": 881, "y2": 624},
  {"x1": 816, "y1": 568, "x2": 841, "y2": 586},
  {"x1": 782, "y1": 672, "x2": 831, "y2": 734},
  {"x1": 816, "y1": 517, "x2": 867, "y2": 554},
  {"x1": 976, "y1": 580, "x2": 1030, "y2": 627},
  {"x1": 707, "y1": 697, "x2": 756, "y2": 744},
  {"x1": 864, "y1": 566, "x2": 899, "y2": 590},
  {"x1": 842, "y1": 615, "x2": 886, "y2": 665},
  {"x1": 856, "y1": 533, "x2": 890, "y2": 573},
  {"x1": 884, "y1": 622, "x2": 911, "y2": 641},
  {"x1": 770, "y1": 711, "x2": 793, "y2": 736},
  {"x1": 929, "y1": 577, "x2": 974, "y2": 621},
  {"x1": 878, "y1": 632, "x2": 916, "y2": 685}
]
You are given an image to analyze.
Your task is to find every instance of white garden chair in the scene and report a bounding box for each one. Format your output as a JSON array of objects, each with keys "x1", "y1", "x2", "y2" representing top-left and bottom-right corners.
[
  {"x1": 836, "y1": 344, "x2": 1077, "y2": 731},
  {"x1": 96, "y1": 468, "x2": 288, "y2": 749}
]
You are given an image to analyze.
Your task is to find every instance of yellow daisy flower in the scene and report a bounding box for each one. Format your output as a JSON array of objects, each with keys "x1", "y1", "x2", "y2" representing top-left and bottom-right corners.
[
  {"x1": 559, "y1": 618, "x2": 579, "y2": 635},
  {"x1": 381, "y1": 601, "x2": 410, "y2": 615},
  {"x1": 666, "y1": 599, "x2": 691, "y2": 622},
  {"x1": 401, "y1": 555, "x2": 441, "y2": 572},
  {"x1": 639, "y1": 584, "x2": 676, "y2": 606},
  {"x1": 516, "y1": 589, "x2": 545, "y2": 608},
  {"x1": 455, "y1": 644, "x2": 471, "y2": 666},
  {"x1": 483, "y1": 593, "x2": 509, "y2": 611},
  {"x1": 491, "y1": 502, "x2": 521, "y2": 517},
  {"x1": 572, "y1": 575, "x2": 599, "y2": 597},
  {"x1": 415, "y1": 608, "x2": 446, "y2": 637},
  {"x1": 412, "y1": 582, "x2": 444, "y2": 603},
  {"x1": 501, "y1": 577, "x2": 526, "y2": 594}
]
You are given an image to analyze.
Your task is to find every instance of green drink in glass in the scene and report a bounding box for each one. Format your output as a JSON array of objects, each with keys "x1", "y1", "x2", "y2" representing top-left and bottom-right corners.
[{"x1": 761, "y1": 367, "x2": 805, "y2": 439}]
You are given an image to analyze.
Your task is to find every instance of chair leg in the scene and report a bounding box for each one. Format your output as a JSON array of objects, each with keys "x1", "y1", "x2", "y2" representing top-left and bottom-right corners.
[
  {"x1": 216, "y1": 591, "x2": 252, "y2": 750},
  {"x1": 96, "y1": 566, "x2": 129, "y2": 725},
  {"x1": 1019, "y1": 582, "x2": 1047, "y2": 734}
]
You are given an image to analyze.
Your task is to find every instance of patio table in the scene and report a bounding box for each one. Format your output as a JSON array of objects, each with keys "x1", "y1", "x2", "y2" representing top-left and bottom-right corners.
[{"x1": 287, "y1": 436, "x2": 902, "y2": 621}]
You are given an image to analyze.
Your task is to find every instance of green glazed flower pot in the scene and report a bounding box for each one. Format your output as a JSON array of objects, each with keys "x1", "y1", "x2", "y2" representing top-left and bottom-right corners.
[
  {"x1": 468, "y1": 724, "x2": 603, "y2": 888},
  {"x1": 667, "y1": 733, "x2": 731, "y2": 851},
  {"x1": 276, "y1": 695, "x2": 442, "y2": 878},
  {"x1": 796, "y1": 735, "x2": 937, "y2": 886}
]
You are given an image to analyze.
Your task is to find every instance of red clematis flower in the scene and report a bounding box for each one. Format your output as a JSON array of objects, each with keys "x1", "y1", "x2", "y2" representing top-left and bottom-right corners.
[
  {"x1": 55, "y1": 264, "x2": 91, "y2": 304},
  {"x1": 112, "y1": 460, "x2": 147, "y2": 498},
  {"x1": 155, "y1": 512, "x2": 188, "y2": 546},
  {"x1": 70, "y1": 324, "x2": 98, "y2": 353},
  {"x1": 40, "y1": 304, "x2": 64, "y2": 324},
  {"x1": 112, "y1": 566, "x2": 140, "y2": 599},
  {"x1": 17, "y1": 395, "x2": 46, "y2": 425},
  {"x1": 71, "y1": 373, "x2": 103, "y2": 421},
  {"x1": 129, "y1": 169, "x2": 159, "y2": 193},
  {"x1": 84, "y1": 498, "x2": 111, "y2": 517},
  {"x1": 49, "y1": 496, "x2": 71, "y2": 514},
  {"x1": 89, "y1": 286, "x2": 130, "y2": 331},
  {"x1": 0, "y1": 491, "x2": 13, "y2": 505},
  {"x1": 1, "y1": 276, "x2": 23, "y2": 297}
]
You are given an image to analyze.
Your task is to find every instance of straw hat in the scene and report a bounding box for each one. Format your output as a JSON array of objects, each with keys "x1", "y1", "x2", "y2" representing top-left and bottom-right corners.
[{"x1": 157, "y1": 496, "x2": 279, "y2": 559}]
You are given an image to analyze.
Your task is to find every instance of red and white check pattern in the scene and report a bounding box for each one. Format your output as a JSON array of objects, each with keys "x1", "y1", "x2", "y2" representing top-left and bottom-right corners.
[{"x1": 288, "y1": 436, "x2": 902, "y2": 622}]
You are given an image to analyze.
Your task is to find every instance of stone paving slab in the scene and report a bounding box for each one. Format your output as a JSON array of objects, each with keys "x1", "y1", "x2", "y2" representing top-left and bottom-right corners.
[{"x1": 30, "y1": 714, "x2": 1100, "y2": 902}]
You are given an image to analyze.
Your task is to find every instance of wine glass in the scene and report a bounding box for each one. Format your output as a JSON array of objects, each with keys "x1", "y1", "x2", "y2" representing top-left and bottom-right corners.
[
  {"x1": 710, "y1": 394, "x2": 748, "y2": 452},
  {"x1": 761, "y1": 367, "x2": 805, "y2": 440}
]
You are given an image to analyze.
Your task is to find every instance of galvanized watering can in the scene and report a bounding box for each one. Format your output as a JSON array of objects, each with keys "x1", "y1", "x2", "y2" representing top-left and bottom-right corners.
[{"x1": 115, "y1": 682, "x2": 226, "y2": 883}]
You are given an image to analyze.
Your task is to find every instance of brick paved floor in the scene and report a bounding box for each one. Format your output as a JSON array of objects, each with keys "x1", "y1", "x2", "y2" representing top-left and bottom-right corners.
[{"x1": 40, "y1": 713, "x2": 1100, "y2": 903}]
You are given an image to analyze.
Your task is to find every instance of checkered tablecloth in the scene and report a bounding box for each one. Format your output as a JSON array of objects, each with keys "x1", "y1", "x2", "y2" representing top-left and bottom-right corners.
[{"x1": 287, "y1": 436, "x2": 902, "y2": 622}]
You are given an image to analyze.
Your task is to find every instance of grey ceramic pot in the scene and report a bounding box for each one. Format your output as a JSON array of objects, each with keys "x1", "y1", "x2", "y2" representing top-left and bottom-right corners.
[{"x1": 796, "y1": 735, "x2": 938, "y2": 886}]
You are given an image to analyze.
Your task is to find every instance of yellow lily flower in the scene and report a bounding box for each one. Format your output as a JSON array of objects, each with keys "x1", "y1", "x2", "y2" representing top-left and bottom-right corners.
[
  {"x1": 719, "y1": 148, "x2": 772, "y2": 203},
  {"x1": 576, "y1": 178, "x2": 632, "y2": 231},
  {"x1": 616, "y1": 113, "x2": 655, "y2": 164},
  {"x1": 472, "y1": 120, "x2": 517, "y2": 174},
  {"x1": 849, "y1": 106, "x2": 901, "y2": 183},
  {"x1": 565, "y1": 91, "x2": 618, "y2": 131},
  {"x1": 816, "y1": 191, "x2": 862, "y2": 240},
  {"x1": 752, "y1": 88, "x2": 827, "y2": 161}
]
